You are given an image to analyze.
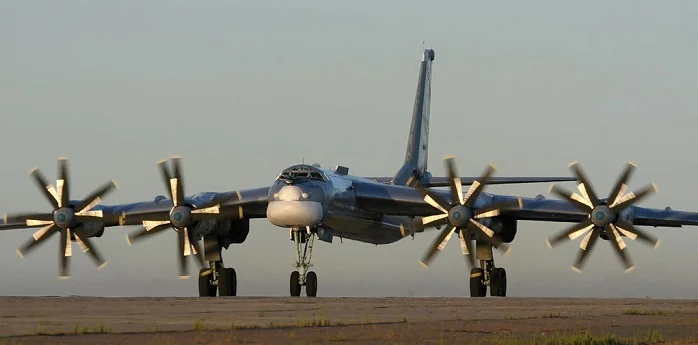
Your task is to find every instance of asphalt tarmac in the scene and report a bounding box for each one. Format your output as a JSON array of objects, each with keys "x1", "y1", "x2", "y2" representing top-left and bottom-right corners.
[{"x1": 0, "y1": 296, "x2": 696, "y2": 344}]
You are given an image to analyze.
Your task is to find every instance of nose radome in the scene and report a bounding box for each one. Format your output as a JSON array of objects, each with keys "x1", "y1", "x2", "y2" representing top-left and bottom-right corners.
[{"x1": 278, "y1": 186, "x2": 304, "y2": 201}]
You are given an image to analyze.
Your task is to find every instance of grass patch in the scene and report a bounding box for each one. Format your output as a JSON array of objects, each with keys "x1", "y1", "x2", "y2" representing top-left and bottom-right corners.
[
  {"x1": 621, "y1": 308, "x2": 663, "y2": 316},
  {"x1": 542, "y1": 331, "x2": 622, "y2": 345}
]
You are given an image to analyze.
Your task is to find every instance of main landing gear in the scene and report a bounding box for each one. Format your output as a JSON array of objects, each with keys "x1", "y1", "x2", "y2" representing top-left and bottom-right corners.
[
  {"x1": 198, "y1": 235, "x2": 237, "y2": 297},
  {"x1": 289, "y1": 227, "x2": 318, "y2": 297},
  {"x1": 469, "y1": 242, "x2": 507, "y2": 297}
]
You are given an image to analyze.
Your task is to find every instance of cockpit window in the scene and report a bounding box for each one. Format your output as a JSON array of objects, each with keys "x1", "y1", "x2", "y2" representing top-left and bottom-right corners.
[{"x1": 278, "y1": 165, "x2": 327, "y2": 182}]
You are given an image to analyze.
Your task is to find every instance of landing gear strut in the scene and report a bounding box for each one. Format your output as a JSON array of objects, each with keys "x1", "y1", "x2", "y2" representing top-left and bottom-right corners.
[
  {"x1": 470, "y1": 242, "x2": 507, "y2": 297},
  {"x1": 290, "y1": 227, "x2": 318, "y2": 297},
  {"x1": 198, "y1": 235, "x2": 237, "y2": 297}
]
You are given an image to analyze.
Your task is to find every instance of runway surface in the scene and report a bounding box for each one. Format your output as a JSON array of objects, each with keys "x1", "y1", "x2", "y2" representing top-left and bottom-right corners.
[{"x1": 0, "y1": 296, "x2": 697, "y2": 344}]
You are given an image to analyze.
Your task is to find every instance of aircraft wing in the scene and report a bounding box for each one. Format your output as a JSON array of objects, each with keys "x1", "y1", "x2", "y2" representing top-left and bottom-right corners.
[
  {"x1": 1, "y1": 187, "x2": 270, "y2": 230},
  {"x1": 100, "y1": 187, "x2": 271, "y2": 226},
  {"x1": 353, "y1": 180, "x2": 698, "y2": 228},
  {"x1": 364, "y1": 176, "x2": 576, "y2": 186}
]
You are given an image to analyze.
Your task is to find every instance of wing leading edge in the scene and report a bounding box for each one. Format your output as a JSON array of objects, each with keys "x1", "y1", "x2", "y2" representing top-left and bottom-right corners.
[{"x1": 365, "y1": 176, "x2": 577, "y2": 187}]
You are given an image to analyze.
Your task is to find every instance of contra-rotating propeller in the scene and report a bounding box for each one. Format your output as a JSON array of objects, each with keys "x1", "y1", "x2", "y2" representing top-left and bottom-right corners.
[
  {"x1": 122, "y1": 156, "x2": 236, "y2": 279},
  {"x1": 417, "y1": 157, "x2": 522, "y2": 269},
  {"x1": 547, "y1": 161, "x2": 660, "y2": 272},
  {"x1": 4, "y1": 158, "x2": 117, "y2": 279}
]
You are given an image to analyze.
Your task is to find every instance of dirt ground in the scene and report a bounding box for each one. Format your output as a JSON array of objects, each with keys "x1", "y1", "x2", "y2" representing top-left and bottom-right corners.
[{"x1": 0, "y1": 296, "x2": 696, "y2": 344}]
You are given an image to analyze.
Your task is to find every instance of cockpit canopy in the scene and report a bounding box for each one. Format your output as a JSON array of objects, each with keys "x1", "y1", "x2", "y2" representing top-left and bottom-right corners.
[{"x1": 277, "y1": 164, "x2": 327, "y2": 183}]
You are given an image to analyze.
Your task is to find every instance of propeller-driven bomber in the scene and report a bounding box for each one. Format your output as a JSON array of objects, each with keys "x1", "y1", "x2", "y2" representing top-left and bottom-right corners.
[{"x1": 2, "y1": 49, "x2": 696, "y2": 298}]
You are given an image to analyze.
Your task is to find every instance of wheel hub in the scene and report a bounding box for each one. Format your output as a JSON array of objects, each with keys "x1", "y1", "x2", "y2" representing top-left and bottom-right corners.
[
  {"x1": 448, "y1": 205, "x2": 472, "y2": 228},
  {"x1": 169, "y1": 206, "x2": 192, "y2": 228},
  {"x1": 591, "y1": 205, "x2": 614, "y2": 227},
  {"x1": 53, "y1": 208, "x2": 75, "y2": 229}
]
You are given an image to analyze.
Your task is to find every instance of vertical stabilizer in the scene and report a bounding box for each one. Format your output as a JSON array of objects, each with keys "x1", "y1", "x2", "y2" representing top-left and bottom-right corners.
[{"x1": 393, "y1": 49, "x2": 435, "y2": 186}]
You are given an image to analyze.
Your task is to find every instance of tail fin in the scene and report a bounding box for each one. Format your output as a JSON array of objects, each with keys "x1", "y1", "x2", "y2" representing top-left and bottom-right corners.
[{"x1": 393, "y1": 49, "x2": 435, "y2": 186}]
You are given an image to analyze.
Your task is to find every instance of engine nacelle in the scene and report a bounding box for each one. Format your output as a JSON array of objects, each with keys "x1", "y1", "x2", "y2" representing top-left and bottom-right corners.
[
  {"x1": 69, "y1": 221, "x2": 105, "y2": 240},
  {"x1": 480, "y1": 215, "x2": 517, "y2": 243},
  {"x1": 193, "y1": 218, "x2": 250, "y2": 249},
  {"x1": 497, "y1": 215, "x2": 517, "y2": 243}
]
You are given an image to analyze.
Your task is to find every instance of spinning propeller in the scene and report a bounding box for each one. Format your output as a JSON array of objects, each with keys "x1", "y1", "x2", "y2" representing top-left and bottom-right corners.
[
  {"x1": 417, "y1": 157, "x2": 522, "y2": 269},
  {"x1": 547, "y1": 161, "x2": 660, "y2": 272},
  {"x1": 5, "y1": 158, "x2": 117, "y2": 278},
  {"x1": 123, "y1": 156, "x2": 236, "y2": 279}
]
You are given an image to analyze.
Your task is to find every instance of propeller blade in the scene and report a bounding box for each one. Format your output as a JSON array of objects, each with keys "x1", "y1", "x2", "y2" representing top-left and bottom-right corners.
[
  {"x1": 545, "y1": 218, "x2": 595, "y2": 248},
  {"x1": 29, "y1": 167, "x2": 59, "y2": 209},
  {"x1": 463, "y1": 164, "x2": 496, "y2": 207},
  {"x1": 572, "y1": 227, "x2": 602, "y2": 272},
  {"x1": 444, "y1": 157, "x2": 464, "y2": 205},
  {"x1": 16, "y1": 224, "x2": 59, "y2": 258},
  {"x1": 59, "y1": 229, "x2": 70, "y2": 279},
  {"x1": 467, "y1": 219, "x2": 510, "y2": 255},
  {"x1": 569, "y1": 162, "x2": 600, "y2": 207},
  {"x1": 187, "y1": 228, "x2": 205, "y2": 268},
  {"x1": 610, "y1": 183, "x2": 658, "y2": 213},
  {"x1": 419, "y1": 225, "x2": 456, "y2": 267},
  {"x1": 74, "y1": 180, "x2": 118, "y2": 213},
  {"x1": 458, "y1": 229, "x2": 476, "y2": 270},
  {"x1": 473, "y1": 198, "x2": 523, "y2": 219},
  {"x1": 73, "y1": 229, "x2": 108, "y2": 269},
  {"x1": 607, "y1": 162, "x2": 635, "y2": 207},
  {"x1": 422, "y1": 213, "x2": 449, "y2": 226},
  {"x1": 608, "y1": 225, "x2": 635, "y2": 272},
  {"x1": 415, "y1": 185, "x2": 451, "y2": 214},
  {"x1": 158, "y1": 158, "x2": 175, "y2": 203},
  {"x1": 178, "y1": 228, "x2": 188, "y2": 279},
  {"x1": 615, "y1": 221, "x2": 660, "y2": 248},
  {"x1": 549, "y1": 184, "x2": 593, "y2": 212},
  {"x1": 5, "y1": 212, "x2": 54, "y2": 225},
  {"x1": 171, "y1": 156, "x2": 185, "y2": 207},
  {"x1": 58, "y1": 158, "x2": 69, "y2": 208},
  {"x1": 125, "y1": 223, "x2": 172, "y2": 245}
]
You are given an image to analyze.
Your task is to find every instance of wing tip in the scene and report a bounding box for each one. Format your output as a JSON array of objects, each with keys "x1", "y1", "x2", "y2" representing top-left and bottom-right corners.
[
  {"x1": 651, "y1": 182, "x2": 659, "y2": 193},
  {"x1": 16, "y1": 249, "x2": 24, "y2": 259},
  {"x1": 178, "y1": 275, "x2": 191, "y2": 280},
  {"x1": 112, "y1": 180, "x2": 119, "y2": 189},
  {"x1": 124, "y1": 234, "x2": 132, "y2": 246},
  {"x1": 570, "y1": 266, "x2": 582, "y2": 273},
  {"x1": 654, "y1": 240, "x2": 661, "y2": 249},
  {"x1": 419, "y1": 261, "x2": 429, "y2": 268},
  {"x1": 568, "y1": 160, "x2": 579, "y2": 168},
  {"x1": 57, "y1": 156, "x2": 69, "y2": 161},
  {"x1": 98, "y1": 261, "x2": 109, "y2": 270},
  {"x1": 624, "y1": 266, "x2": 636, "y2": 273},
  {"x1": 58, "y1": 275, "x2": 70, "y2": 280},
  {"x1": 28, "y1": 166, "x2": 39, "y2": 175},
  {"x1": 545, "y1": 239, "x2": 552, "y2": 249},
  {"x1": 628, "y1": 161, "x2": 637, "y2": 167}
]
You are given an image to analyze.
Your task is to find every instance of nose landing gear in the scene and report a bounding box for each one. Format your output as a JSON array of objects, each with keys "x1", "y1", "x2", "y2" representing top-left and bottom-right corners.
[{"x1": 289, "y1": 227, "x2": 318, "y2": 297}]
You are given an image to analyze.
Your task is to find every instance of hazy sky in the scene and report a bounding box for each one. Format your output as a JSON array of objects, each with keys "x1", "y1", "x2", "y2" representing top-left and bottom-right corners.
[{"x1": 1, "y1": 0, "x2": 698, "y2": 298}]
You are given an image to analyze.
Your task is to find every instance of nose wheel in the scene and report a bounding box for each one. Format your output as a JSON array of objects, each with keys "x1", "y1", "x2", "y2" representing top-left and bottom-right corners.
[{"x1": 290, "y1": 227, "x2": 318, "y2": 297}]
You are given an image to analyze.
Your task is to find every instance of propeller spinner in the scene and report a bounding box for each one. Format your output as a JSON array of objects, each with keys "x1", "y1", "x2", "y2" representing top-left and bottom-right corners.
[
  {"x1": 5, "y1": 158, "x2": 116, "y2": 279},
  {"x1": 122, "y1": 156, "x2": 237, "y2": 279},
  {"x1": 547, "y1": 161, "x2": 660, "y2": 273},
  {"x1": 417, "y1": 157, "x2": 522, "y2": 269}
]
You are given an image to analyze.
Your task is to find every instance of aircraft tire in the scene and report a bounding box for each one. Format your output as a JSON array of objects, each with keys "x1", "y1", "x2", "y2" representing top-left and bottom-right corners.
[
  {"x1": 470, "y1": 268, "x2": 487, "y2": 297},
  {"x1": 290, "y1": 271, "x2": 302, "y2": 297},
  {"x1": 305, "y1": 271, "x2": 318, "y2": 297},
  {"x1": 490, "y1": 267, "x2": 507, "y2": 297},
  {"x1": 199, "y1": 268, "x2": 217, "y2": 297},
  {"x1": 219, "y1": 268, "x2": 237, "y2": 296}
]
